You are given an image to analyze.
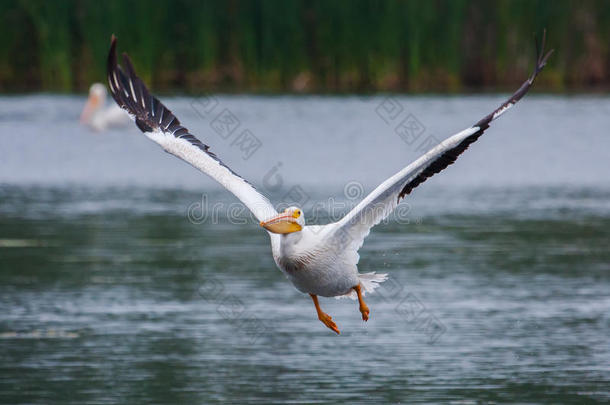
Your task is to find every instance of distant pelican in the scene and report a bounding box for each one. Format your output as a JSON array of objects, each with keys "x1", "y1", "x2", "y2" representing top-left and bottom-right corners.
[
  {"x1": 106, "y1": 34, "x2": 552, "y2": 334},
  {"x1": 80, "y1": 83, "x2": 130, "y2": 131}
]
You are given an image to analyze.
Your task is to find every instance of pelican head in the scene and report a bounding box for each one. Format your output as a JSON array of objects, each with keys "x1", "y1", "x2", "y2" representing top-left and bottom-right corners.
[
  {"x1": 260, "y1": 206, "x2": 305, "y2": 234},
  {"x1": 80, "y1": 83, "x2": 107, "y2": 124}
]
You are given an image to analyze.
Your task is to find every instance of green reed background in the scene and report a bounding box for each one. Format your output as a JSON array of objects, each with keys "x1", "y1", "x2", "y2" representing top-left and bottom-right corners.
[{"x1": 1, "y1": 0, "x2": 609, "y2": 93}]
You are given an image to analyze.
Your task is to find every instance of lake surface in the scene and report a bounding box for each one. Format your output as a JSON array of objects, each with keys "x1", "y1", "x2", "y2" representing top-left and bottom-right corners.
[{"x1": 0, "y1": 95, "x2": 609, "y2": 404}]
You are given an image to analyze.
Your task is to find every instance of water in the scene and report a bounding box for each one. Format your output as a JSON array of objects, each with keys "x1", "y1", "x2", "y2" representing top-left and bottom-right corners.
[{"x1": 0, "y1": 95, "x2": 609, "y2": 404}]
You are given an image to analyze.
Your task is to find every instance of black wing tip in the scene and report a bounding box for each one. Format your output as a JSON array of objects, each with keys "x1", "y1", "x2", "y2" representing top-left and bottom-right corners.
[
  {"x1": 105, "y1": 35, "x2": 185, "y2": 136},
  {"x1": 108, "y1": 35, "x2": 117, "y2": 67},
  {"x1": 532, "y1": 29, "x2": 554, "y2": 78},
  {"x1": 106, "y1": 35, "x2": 119, "y2": 102},
  {"x1": 400, "y1": 30, "x2": 554, "y2": 201},
  {"x1": 106, "y1": 36, "x2": 149, "y2": 128},
  {"x1": 106, "y1": 36, "x2": 136, "y2": 92},
  {"x1": 121, "y1": 52, "x2": 137, "y2": 78},
  {"x1": 474, "y1": 30, "x2": 553, "y2": 129}
]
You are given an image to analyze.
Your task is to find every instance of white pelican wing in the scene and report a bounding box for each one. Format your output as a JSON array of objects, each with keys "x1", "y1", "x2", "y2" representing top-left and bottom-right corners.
[
  {"x1": 106, "y1": 37, "x2": 277, "y2": 222},
  {"x1": 330, "y1": 33, "x2": 553, "y2": 250}
]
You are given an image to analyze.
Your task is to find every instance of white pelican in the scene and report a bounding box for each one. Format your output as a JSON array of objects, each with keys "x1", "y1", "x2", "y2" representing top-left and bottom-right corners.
[
  {"x1": 80, "y1": 83, "x2": 130, "y2": 131},
  {"x1": 107, "y1": 34, "x2": 552, "y2": 334}
]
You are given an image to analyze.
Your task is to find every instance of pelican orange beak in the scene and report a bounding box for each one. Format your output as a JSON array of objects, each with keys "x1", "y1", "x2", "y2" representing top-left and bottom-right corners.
[
  {"x1": 260, "y1": 212, "x2": 302, "y2": 234},
  {"x1": 80, "y1": 93, "x2": 100, "y2": 124}
]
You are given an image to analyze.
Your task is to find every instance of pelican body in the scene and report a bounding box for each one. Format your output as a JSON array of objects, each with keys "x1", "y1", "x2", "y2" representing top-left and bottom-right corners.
[
  {"x1": 272, "y1": 224, "x2": 364, "y2": 297},
  {"x1": 106, "y1": 34, "x2": 552, "y2": 334}
]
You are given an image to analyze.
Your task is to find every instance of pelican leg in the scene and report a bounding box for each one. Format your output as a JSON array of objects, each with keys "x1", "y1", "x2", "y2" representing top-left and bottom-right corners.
[
  {"x1": 309, "y1": 294, "x2": 340, "y2": 334},
  {"x1": 353, "y1": 284, "x2": 369, "y2": 321}
]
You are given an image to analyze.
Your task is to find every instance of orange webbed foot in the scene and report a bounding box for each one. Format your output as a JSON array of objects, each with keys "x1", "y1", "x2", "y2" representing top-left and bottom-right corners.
[
  {"x1": 318, "y1": 312, "x2": 340, "y2": 334},
  {"x1": 310, "y1": 293, "x2": 340, "y2": 335},
  {"x1": 359, "y1": 303, "x2": 370, "y2": 322}
]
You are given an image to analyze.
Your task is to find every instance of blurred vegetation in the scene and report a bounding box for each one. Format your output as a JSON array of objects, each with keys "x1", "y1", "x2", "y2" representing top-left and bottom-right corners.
[{"x1": 0, "y1": 0, "x2": 608, "y2": 93}]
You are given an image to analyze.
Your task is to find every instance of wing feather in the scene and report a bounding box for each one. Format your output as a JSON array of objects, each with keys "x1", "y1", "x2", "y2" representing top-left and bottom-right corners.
[
  {"x1": 106, "y1": 36, "x2": 276, "y2": 222},
  {"x1": 330, "y1": 31, "x2": 554, "y2": 251}
]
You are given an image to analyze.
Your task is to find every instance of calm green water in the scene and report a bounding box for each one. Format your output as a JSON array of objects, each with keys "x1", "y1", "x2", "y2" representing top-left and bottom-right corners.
[{"x1": 0, "y1": 96, "x2": 609, "y2": 403}]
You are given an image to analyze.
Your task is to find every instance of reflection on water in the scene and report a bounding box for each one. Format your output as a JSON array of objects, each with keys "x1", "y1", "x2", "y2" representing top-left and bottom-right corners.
[{"x1": 0, "y1": 95, "x2": 609, "y2": 403}]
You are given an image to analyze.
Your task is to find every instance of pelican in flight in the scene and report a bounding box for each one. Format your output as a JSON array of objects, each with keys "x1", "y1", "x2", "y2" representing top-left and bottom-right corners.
[
  {"x1": 107, "y1": 34, "x2": 552, "y2": 334},
  {"x1": 80, "y1": 83, "x2": 130, "y2": 131}
]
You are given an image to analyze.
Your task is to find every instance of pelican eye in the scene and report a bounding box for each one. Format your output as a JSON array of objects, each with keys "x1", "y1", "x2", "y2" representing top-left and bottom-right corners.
[{"x1": 293, "y1": 210, "x2": 301, "y2": 218}]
